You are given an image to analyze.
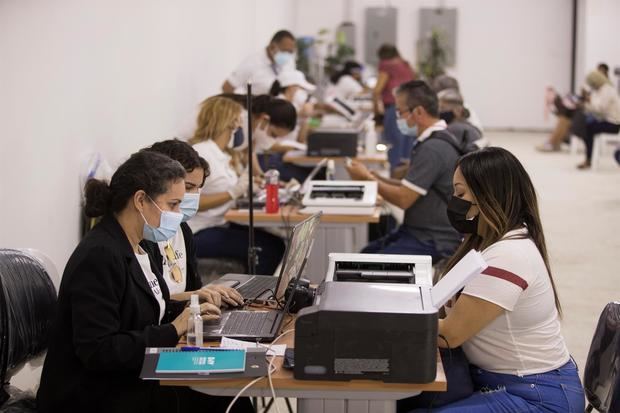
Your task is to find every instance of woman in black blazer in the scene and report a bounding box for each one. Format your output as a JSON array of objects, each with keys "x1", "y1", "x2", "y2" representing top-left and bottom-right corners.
[
  {"x1": 37, "y1": 151, "x2": 251, "y2": 413},
  {"x1": 139, "y1": 139, "x2": 243, "y2": 311}
]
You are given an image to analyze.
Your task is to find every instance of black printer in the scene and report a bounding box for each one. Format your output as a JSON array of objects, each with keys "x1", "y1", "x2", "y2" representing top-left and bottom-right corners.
[{"x1": 294, "y1": 249, "x2": 487, "y2": 383}]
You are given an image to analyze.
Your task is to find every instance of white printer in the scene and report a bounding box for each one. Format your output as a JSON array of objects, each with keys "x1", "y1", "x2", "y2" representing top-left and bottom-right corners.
[
  {"x1": 295, "y1": 249, "x2": 488, "y2": 383},
  {"x1": 300, "y1": 180, "x2": 377, "y2": 215},
  {"x1": 324, "y1": 252, "x2": 433, "y2": 285}
]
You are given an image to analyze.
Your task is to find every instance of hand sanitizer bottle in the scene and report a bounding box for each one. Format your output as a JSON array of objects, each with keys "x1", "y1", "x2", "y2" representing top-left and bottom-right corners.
[{"x1": 186, "y1": 294, "x2": 203, "y2": 347}]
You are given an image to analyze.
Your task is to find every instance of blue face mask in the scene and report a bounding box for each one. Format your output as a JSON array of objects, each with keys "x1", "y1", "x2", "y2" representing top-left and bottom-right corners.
[
  {"x1": 180, "y1": 192, "x2": 200, "y2": 222},
  {"x1": 141, "y1": 197, "x2": 183, "y2": 242},
  {"x1": 397, "y1": 118, "x2": 418, "y2": 137},
  {"x1": 274, "y1": 51, "x2": 293, "y2": 67}
]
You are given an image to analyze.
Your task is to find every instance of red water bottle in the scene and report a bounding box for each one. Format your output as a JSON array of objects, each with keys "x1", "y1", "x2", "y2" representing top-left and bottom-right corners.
[{"x1": 264, "y1": 169, "x2": 280, "y2": 213}]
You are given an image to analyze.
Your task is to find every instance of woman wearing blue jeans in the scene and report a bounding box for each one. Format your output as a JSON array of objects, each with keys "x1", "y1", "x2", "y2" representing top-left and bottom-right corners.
[{"x1": 400, "y1": 148, "x2": 585, "y2": 412}]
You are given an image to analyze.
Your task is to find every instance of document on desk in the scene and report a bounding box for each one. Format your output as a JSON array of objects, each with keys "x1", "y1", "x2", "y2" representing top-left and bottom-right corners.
[{"x1": 221, "y1": 337, "x2": 287, "y2": 357}]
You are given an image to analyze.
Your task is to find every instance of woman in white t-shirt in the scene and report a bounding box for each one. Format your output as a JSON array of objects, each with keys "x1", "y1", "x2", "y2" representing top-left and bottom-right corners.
[
  {"x1": 403, "y1": 147, "x2": 584, "y2": 412},
  {"x1": 329, "y1": 61, "x2": 367, "y2": 101},
  {"x1": 188, "y1": 96, "x2": 285, "y2": 276},
  {"x1": 140, "y1": 139, "x2": 244, "y2": 311}
]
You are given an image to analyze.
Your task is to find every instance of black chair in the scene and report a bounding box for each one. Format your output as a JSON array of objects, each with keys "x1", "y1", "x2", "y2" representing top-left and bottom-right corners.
[
  {"x1": 584, "y1": 302, "x2": 620, "y2": 413},
  {"x1": 0, "y1": 249, "x2": 57, "y2": 411}
]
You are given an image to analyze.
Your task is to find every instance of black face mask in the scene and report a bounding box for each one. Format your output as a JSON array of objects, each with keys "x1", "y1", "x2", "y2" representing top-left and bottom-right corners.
[
  {"x1": 446, "y1": 196, "x2": 479, "y2": 234},
  {"x1": 439, "y1": 110, "x2": 456, "y2": 124}
]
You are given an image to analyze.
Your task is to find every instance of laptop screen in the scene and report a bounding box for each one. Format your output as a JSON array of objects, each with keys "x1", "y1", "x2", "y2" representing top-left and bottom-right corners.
[
  {"x1": 299, "y1": 158, "x2": 327, "y2": 195},
  {"x1": 273, "y1": 212, "x2": 322, "y2": 300}
]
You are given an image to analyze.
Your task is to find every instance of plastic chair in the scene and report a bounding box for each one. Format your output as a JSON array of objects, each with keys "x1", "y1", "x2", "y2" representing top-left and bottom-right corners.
[
  {"x1": 583, "y1": 302, "x2": 620, "y2": 412},
  {"x1": 592, "y1": 133, "x2": 620, "y2": 170},
  {"x1": 0, "y1": 249, "x2": 58, "y2": 410}
]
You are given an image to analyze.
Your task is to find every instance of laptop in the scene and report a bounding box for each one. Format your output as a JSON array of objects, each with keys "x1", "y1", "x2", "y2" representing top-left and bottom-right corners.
[
  {"x1": 203, "y1": 223, "x2": 319, "y2": 341},
  {"x1": 235, "y1": 159, "x2": 327, "y2": 209},
  {"x1": 211, "y1": 212, "x2": 322, "y2": 302}
]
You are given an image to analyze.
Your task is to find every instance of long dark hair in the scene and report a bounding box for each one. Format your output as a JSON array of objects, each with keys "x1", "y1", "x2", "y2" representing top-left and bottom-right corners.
[
  {"x1": 84, "y1": 151, "x2": 186, "y2": 218},
  {"x1": 442, "y1": 147, "x2": 562, "y2": 315},
  {"x1": 330, "y1": 61, "x2": 363, "y2": 84},
  {"x1": 218, "y1": 94, "x2": 297, "y2": 131}
]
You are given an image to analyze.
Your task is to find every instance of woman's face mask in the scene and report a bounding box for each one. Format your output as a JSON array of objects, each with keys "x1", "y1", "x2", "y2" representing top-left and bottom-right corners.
[
  {"x1": 446, "y1": 196, "x2": 479, "y2": 234},
  {"x1": 141, "y1": 196, "x2": 183, "y2": 242},
  {"x1": 179, "y1": 192, "x2": 200, "y2": 222}
]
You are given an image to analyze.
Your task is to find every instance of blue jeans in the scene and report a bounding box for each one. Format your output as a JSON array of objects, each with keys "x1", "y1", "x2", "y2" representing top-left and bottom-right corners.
[
  {"x1": 193, "y1": 223, "x2": 285, "y2": 276},
  {"x1": 383, "y1": 104, "x2": 416, "y2": 170},
  {"x1": 362, "y1": 225, "x2": 441, "y2": 261},
  {"x1": 407, "y1": 361, "x2": 585, "y2": 413}
]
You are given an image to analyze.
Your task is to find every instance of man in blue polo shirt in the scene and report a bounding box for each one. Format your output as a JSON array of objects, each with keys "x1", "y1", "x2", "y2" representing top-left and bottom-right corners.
[{"x1": 347, "y1": 80, "x2": 462, "y2": 261}]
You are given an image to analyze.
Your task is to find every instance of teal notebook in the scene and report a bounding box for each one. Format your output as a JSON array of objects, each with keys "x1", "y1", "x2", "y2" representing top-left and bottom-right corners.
[{"x1": 155, "y1": 349, "x2": 246, "y2": 374}]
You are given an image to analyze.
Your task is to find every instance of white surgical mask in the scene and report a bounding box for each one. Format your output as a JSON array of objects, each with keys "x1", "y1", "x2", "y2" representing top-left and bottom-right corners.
[
  {"x1": 274, "y1": 51, "x2": 293, "y2": 67},
  {"x1": 141, "y1": 197, "x2": 183, "y2": 242},
  {"x1": 397, "y1": 118, "x2": 418, "y2": 137},
  {"x1": 179, "y1": 192, "x2": 200, "y2": 222}
]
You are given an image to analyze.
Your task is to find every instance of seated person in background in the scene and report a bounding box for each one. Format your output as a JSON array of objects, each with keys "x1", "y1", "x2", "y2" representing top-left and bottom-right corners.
[
  {"x1": 437, "y1": 88, "x2": 486, "y2": 148},
  {"x1": 140, "y1": 139, "x2": 243, "y2": 308},
  {"x1": 188, "y1": 96, "x2": 285, "y2": 275},
  {"x1": 399, "y1": 147, "x2": 584, "y2": 412},
  {"x1": 270, "y1": 69, "x2": 317, "y2": 120},
  {"x1": 328, "y1": 60, "x2": 369, "y2": 100},
  {"x1": 537, "y1": 62, "x2": 610, "y2": 152},
  {"x1": 232, "y1": 93, "x2": 321, "y2": 183},
  {"x1": 575, "y1": 69, "x2": 620, "y2": 169},
  {"x1": 432, "y1": 74, "x2": 483, "y2": 132},
  {"x1": 347, "y1": 80, "x2": 461, "y2": 262},
  {"x1": 37, "y1": 151, "x2": 252, "y2": 413}
]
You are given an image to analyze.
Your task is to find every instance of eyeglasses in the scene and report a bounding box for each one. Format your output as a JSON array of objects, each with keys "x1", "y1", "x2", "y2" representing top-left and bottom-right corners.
[{"x1": 163, "y1": 242, "x2": 183, "y2": 283}]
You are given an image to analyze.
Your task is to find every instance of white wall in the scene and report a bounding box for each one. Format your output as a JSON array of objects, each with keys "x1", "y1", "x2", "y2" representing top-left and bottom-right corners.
[
  {"x1": 578, "y1": 0, "x2": 620, "y2": 91},
  {"x1": 295, "y1": 0, "x2": 574, "y2": 130},
  {"x1": 0, "y1": 0, "x2": 295, "y2": 274}
]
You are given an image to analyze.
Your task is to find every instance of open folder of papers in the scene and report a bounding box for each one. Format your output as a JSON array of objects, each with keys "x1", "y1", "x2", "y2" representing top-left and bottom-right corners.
[{"x1": 140, "y1": 347, "x2": 267, "y2": 380}]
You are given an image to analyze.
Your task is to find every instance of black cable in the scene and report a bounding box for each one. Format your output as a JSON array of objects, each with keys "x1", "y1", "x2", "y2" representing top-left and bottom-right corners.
[{"x1": 243, "y1": 288, "x2": 276, "y2": 307}]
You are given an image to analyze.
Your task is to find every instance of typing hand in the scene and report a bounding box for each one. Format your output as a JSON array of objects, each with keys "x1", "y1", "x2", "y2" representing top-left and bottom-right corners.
[
  {"x1": 346, "y1": 160, "x2": 373, "y2": 181},
  {"x1": 228, "y1": 173, "x2": 249, "y2": 199},
  {"x1": 204, "y1": 285, "x2": 244, "y2": 307},
  {"x1": 171, "y1": 302, "x2": 220, "y2": 337}
]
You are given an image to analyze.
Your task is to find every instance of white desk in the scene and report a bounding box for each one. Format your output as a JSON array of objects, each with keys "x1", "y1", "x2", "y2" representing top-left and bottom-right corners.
[
  {"x1": 162, "y1": 333, "x2": 446, "y2": 413},
  {"x1": 283, "y1": 152, "x2": 388, "y2": 180},
  {"x1": 224, "y1": 206, "x2": 380, "y2": 284}
]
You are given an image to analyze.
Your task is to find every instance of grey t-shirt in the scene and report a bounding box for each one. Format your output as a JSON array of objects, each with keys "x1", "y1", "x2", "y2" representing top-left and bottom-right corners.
[{"x1": 402, "y1": 130, "x2": 462, "y2": 255}]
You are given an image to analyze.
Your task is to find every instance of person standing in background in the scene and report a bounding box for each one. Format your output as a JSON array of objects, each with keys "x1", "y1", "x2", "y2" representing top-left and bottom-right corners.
[
  {"x1": 372, "y1": 44, "x2": 416, "y2": 172},
  {"x1": 222, "y1": 30, "x2": 296, "y2": 95}
]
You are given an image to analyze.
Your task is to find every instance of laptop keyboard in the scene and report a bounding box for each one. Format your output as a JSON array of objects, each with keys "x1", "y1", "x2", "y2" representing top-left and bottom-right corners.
[
  {"x1": 221, "y1": 311, "x2": 272, "y2": 336},
  {"x1": 237, "y1": 277, "x2": 277, "y2": 300}
]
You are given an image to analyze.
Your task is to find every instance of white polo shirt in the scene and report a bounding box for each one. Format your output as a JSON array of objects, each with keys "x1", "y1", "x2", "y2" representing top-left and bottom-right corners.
[
  {"x1": 447, "y1": 228, "x2": 570, "y2": 375},
  {"x1": 227, "y1": 49, "x2": 295, "y2": 95},
  {"x1": 189, "y1": 140, "x2": 238, "y2": 231},
  {"x1": 334, "y1": 75, "x2": 364, "y2": 100}
]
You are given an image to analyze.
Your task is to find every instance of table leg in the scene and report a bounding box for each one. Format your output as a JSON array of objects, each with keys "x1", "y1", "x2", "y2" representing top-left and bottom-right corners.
[{"x1": 297, "y1": 399, "x2": 396, "y2": 413}]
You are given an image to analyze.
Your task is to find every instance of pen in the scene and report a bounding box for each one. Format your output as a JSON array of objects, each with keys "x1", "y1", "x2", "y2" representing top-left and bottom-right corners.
[{"x1": 180, "y1": 346, "x2": 206, "y2": 351}]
